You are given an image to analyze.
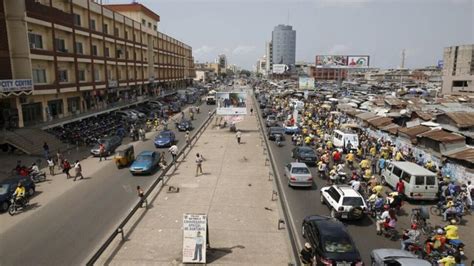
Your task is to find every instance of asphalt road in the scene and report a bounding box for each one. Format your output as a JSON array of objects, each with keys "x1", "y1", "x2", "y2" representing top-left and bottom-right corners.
[
  {"x1": 0, "y1": 102, "x2": 216, "y2": 266},
  {"x1": 256, "y1": 106, "x2": 403, "y2": 264}
]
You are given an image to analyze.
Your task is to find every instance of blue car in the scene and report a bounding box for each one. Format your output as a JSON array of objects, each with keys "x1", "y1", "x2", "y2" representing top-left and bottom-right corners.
[
  {"x1": 129, "y1": 151, "x2": 160, "y2": 175},
  {"x1": 154, "y1": 130, "x2": 176, "y2": 148}
]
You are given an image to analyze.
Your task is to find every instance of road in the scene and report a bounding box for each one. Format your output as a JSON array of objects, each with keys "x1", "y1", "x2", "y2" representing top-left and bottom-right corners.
[{"x1": 0, "y1": 102, "x2": 215, "y2": 266}]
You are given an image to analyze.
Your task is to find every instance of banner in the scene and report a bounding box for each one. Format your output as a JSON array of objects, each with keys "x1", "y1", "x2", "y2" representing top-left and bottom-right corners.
[
  {"x1": 316, "y1": 56, "x2": 348, "y2": 67},
  {"x1": 0, "y1": 79, "x2": 33, "y2": 93},
  {"x1": 347, "y1": 56, "x2": 370, "y2": 67},
  {"x1": 299, "y1": 77, "x2": 315, "y2": 90},
  {"x1": 183, "y1": 213, "x2": 207, "y2": 263},
  {"x1": 272, "y1": 64, "x2": 288, "y2": 74},
  {"x1": 216, "y1": 92, "x2": 247, "y2": 115}
]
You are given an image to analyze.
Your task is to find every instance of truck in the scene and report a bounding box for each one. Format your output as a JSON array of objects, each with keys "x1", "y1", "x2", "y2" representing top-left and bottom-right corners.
[{"x1": 206, "y1": 90, "x2": 216, "y2": 105}]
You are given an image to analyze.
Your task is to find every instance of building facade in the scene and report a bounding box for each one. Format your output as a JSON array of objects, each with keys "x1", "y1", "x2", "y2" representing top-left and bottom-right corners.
[
  {"x1": 217, "y1": 54, "x2": 227, "y2": 70},
  {"x1": 442, "y1": 44, "x2": 474, "y2": 96},
  {"x1": 0, "y1": 0, "x2": 194, "y2": 128},
  {"x1": 271, "y1": 25, "x2": 295, "y2": 67},
  {"x1": 265, "y1": 41, "x2": 273, "y2": 75},
  {"x1": 311, "y1": 68, "x2": 347, "y2": 81}
]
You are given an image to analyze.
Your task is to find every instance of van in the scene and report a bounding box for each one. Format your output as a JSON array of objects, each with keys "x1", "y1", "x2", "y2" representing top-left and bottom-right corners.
[
  {"x1": 332, "y1": 129, "x2": 359, "y2": 151},
  {"x1": 382, "y1": 161, "x2": 438, "y2": 200}
]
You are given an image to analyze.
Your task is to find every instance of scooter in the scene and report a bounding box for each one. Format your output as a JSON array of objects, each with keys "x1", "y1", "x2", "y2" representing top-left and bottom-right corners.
[{"x1": 30, "y1": 171, "x2": 46, "y2": 183}]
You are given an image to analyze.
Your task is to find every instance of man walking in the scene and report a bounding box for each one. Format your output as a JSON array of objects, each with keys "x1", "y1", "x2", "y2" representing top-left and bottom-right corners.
[
  {"x1": 47, "y1": 157, "x2": 55, "y2": 176},
  {"x1": 43, "y1": 142, "x2": 49, "y2": 159},
  {"x1": 99, "y1": 143, "x2": 106, "y2": 161},
  {"x1": 169, "y1": 144, "x2": 178, "y2": 163},
  {"x1": 185, "y1": 131, "x2": 190, "y2": 146},
  {"x1": 73, "y1": 160, "x2": 84, "y2": 181},
  {"x1": 137, "y1": 185, "x2": 147, "y2": 208},
  {"x1": 236, "y1": 130, "x2": 242, "y2": 144},
  {"x1": 195, "y1": 153, "x2": 203, "y2": 177}
]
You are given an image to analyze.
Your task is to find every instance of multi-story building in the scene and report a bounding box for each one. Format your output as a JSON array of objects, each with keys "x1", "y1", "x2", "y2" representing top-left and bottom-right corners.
[
  {"x1": 0, "y1": 0, "x2": 194, "y2": 128},
  {"x1": 256, "y1": 56, "x2": 266, "y2": 75},
  {"x1": 265, "y1": 41, "x2": 273, "y2": 75},
  {"x1": 312, "y1": 68, "x2": 347, "y2": 81},
  {"x1": 442, "y1": 44, "x2": 474, "y2": 96},
  {"x1": 271, "y1": 24, "x2": 296, "y2": 66},
  {"x1": 217, "y1": 54, "x2": 227, "y2": 70}
]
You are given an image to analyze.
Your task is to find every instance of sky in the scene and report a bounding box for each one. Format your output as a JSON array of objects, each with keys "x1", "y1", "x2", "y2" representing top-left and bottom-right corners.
[{"x1": 105, "y1": 0, "x2": 474, "y2": 70}]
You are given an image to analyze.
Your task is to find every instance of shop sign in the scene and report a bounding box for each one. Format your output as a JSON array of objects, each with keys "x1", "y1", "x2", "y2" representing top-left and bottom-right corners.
[{"x1": 0, "y1": 79, "x2": 33, "y2": 93}]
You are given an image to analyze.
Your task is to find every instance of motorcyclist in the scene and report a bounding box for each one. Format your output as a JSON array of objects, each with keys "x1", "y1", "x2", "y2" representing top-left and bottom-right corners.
[
  {"x1": 30, "y1": 163, "x2": 40, "y2": 176},
  {"x1": 437, "y1": 251, "x2": 456, "y2": 266},
  {"x1": 401, "y1": 223, "x2": 421, "y2": 251},
  {"x1": 425, "y1": 228, "x2": 447, "y2": 255},
  {"x1": 443, "y1": 196, "x2": 457, "y2": 222},
  {"x1": 444, "y1": 219, "x2": 459, "y2": 241},
  {"x1": 346, "y1": 151, "x2": 355, "y2": 169},
  {"x1": 13, "y1": 182, "x2": 26, "y2": 206}
]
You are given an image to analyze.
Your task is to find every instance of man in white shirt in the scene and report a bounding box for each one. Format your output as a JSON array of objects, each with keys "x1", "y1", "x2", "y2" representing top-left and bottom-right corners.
[
  {"x1": 376, "y1": 207, "x2": 390, "y2": 235},
  {"x1": 349, "y1": 179, "x2": 361, "y2": 192},
  {"x1": 169, "y1": 145, "x2": 178, "y2": 163}
]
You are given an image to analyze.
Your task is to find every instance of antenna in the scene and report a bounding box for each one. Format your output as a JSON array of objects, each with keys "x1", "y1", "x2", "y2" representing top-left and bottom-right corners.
[{"x1": 401, "y1": 49, "x2": 406, "y2": 69}]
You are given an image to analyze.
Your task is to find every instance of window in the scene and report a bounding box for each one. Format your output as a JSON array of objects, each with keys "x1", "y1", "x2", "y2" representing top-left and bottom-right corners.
[
  {"x1": 415, "y1": 176, "x2": 425, "y2": 186},
  {"x1": 75, "y1": 42, "x2": 83, "y2": 54},
  {"x1": 103, "y1": 24, "x2": 108, "y2": 34},
  {"x1": 452, "y1": 80, "x2": 468, "y2": 87},
  {"x1": 426, "y1": 176, "x2": 436, "y2": 186},
  {"x1": 401, "y1": 171, "x2": 411, "y2": 183},
  {"x1": 342, "y1": 197, "x2": 364, "y2": 207},
  {"x1": 105, "y1": 47, "x2": 109, "y2": 57},
  {"x1": 32, "y1": 69, "x2": 47, "y2": 83},
  {"x1": 124, "y1": 31, "x2": 128, "y2": 39},
  {"x1": 392, "y1": 166, "x2": 402, "y2": 178},
  {"x1": 148, "y1": 22, "x2": 152, "y2": 28},
  {"x1": 58, "y1": 70, "x2": 68, "y2": 82},
  {"x1": 90, "y1": 19, "x2": 96, "y2": 30},
  {"x1": 153, "y1": 25, "x2": 157, "y2": 31},
  {"x1": 328, "y1": 187, "x2": 341, "y2": 202},
  {"x1": 92, "y1": 45, "x2": 98, "y2": 56},
  {"x1": 114, "y1": 27, "x2": 119, "y2": 37},
  {"x1": 78, "y1": 70, "x2": 86, "y2": 82},
  {"x1": 28, "y1": 33, "x2": 43, "y2": 49},
  {"x1": 141, "y1": 19, "x2": 146, "y2": 25},
  {"x1": 55, "y1": 38, "x2": 67, "y2": 52},
  {"x1": 94, "y1": 69, "x2": 100, "y2": 81},
  {"x1": 73, "y1": 13, "x2": 81, "y2": 26}
]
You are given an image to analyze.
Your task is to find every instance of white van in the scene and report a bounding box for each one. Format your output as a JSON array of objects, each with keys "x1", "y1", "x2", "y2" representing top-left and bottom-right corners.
[
  {"x1": 382, "y1": 161, "x2": 438, "y2": 200},
  {"x1": 332, "y1": 129, "x2": 359, "y2": 151}
]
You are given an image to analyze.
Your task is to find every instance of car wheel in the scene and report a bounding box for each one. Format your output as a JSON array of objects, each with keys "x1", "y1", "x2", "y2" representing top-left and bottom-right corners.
[
  {"x1": 28, "y1": 187, "x2": 35, "y2": 197},
  {"x1": 320, "y1": 195, "x2": 325, "y2": 204},
  {"x1": 1, "y1": 201, "x2": 9, "y2": 212},
  {"x1": 330, "y1": 208, "x2": 337, "y2": 218}
]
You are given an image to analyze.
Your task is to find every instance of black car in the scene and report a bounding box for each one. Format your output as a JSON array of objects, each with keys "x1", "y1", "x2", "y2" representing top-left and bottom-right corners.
[
  {"x1": 176, "y1": 120, "x2": 193, "y2": 131},
  {"x1": 291, "y1": 146, "x2": 318, "y2": 165},
  {"x1": 262, "y1": 108, "x2": 273, "y2": 118},
  {"x1": 302, "y1": 215, "x2": 362, "y2": 266},
  {"x1": 0, "y1": 176, "x2": 36, "y2": 212},
  {"x1": 267, "y1": 127, "x2": 285, "y2": 141},
  {"x1": 90, "y1": 135, "x2": 122, "y2": 156}
]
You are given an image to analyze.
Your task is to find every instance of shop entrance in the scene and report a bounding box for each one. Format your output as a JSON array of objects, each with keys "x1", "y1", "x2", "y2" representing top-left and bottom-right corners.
[
  {"x1": 47, "y1": 99, "x2": 64, "y2": 119},
  {"x1": 22, "y1": 102, "x2": 43, "y2": 126}
]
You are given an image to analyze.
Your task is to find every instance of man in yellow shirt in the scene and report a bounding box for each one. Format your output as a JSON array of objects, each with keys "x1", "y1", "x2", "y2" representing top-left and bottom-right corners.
[
  {"x1": 437, "y1": 255, "x2": 456, "y2": 266},
  {"x1": 359, "y1": 158, "x2": 370, "y2": 170},
  {"x1": 369, "y1": 146, "x2": 376, "y2": 157},
  {"x1": 444, "y1": 220, "x2": 459, "y2": 240},
  {"x1": 13, "y1": 182, "x2": 26, "y2": 205},
  {"x1": 372, "y1": 182, "x2": 384, "y2": 196},
  {"x1": 395, "y1": 151, "x2": 404, "y2": 161}
]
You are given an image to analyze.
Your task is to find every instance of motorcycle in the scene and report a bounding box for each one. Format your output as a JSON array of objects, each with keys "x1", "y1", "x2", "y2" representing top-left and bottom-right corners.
[
  {"x1": 8, "y1": 197, "x2": 29, "y2": 216},
  {"x1": 30, "y1": 171, "x2": 46, "y2": 183},
  {"x1": 275, "y1": 134, "x2": 283, "y2": 147}
]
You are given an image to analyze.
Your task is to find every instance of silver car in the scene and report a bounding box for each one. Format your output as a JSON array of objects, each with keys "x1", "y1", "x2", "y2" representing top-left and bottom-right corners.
[
  {"x1": 265, "y1": 115, "x2": 277, "y2": 127},
  {"x1": 370, "y1": 249, "x2": 431, "y2": 266},
  {"x1": 284, "y1": 162, "x2": 313, "y2": 187}
]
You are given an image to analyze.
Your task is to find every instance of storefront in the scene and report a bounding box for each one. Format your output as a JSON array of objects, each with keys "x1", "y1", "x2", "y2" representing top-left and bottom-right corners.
[
  {"x1": 47, "y1": 99, "x2": 64, "y2": 120},
  {"x1": 22, "y1": 102, "x2": 42, "y2": 126}
]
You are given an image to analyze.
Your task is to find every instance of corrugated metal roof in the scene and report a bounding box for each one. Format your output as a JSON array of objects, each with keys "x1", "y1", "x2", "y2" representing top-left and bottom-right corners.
[
  {"x1": 418, "y1": 129, "x2": 465, "y2": 143},
  {"x1": 446, "y1": 148, "x2": 474, "y2": 164},
  {"x1": 444, "y1": 112, "x2": 474, "y2": 128},
  {"x1": 356, "y1": 112, "x2": 378, "y2": 121},
  {"x1": 368, "y1": 117, "x2": 393, "y2": 127},
  {"x1": 413, "y1": 111, "x2": 433, "y2": 121},
  {"x1": 398, "y1": 125, "x2": 431, "y2": 138}
]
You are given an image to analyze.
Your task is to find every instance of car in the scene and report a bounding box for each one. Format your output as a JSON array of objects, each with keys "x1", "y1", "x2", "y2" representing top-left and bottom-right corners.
[
  {"x1": 284, "y1": 162, "x2": 313, "y2": 187},
  {"x1": 265, "y1": 115, "x2": 277, "y2": 127},
  {"x1": 370, "y1": 249, "x2": 431, "y2": 266},
  {"x1": 115, "y1": 110, "x2": 138, "y2": 121},
  {"x1": 291, "y1": 146, "x2": 317, "y2": 165},
  {"x1": 90, "y1": 135, "x2": 122, "y2": 156},
  {"x1": 284, "y1": 124, "x2": 300, "y2": 134},
  {"x1": 0, "y1": 176, "x2": 36, "y2": 212},
  {"x1": 267, "y1": 127, "x2": 285, "y2": 141},
  {"x1": 320, "y1": 185, "x2": 367, "y2": 220},
  {"x1": 262, "y1": 108, "x2": 272, "y2": 118},
  {"x1": 154, "y1": 130, "x2": 176, "y2": 148},
  {"x1": 176, "y1": 120, "x2": 193, "y2": 131},
  {"x1": 129, "y1": 151, "x2": 161, "y2": 175},
  {"x1": 302, "y1": 215, "x2": 362, "y2": 266},
  {"x1": 127, "y1": 109, "x2": 146, "y2": 119}
]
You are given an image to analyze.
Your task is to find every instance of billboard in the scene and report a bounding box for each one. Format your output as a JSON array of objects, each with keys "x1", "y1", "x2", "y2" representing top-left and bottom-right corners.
[
  {"x1": 272, "y1": 64, "x2": 289, "y2": 74},
  {"x1": 182, "y1": 213, "x2": 207, "y2": 264},
  {"x1": 299, "y1": 77, "x2": 315, "y2": 90},
  {"x1": 347, "y1": 56, "x2": 370, "y2": 67},
  {"x1": 316, "y1": 55, "x2": 370, "y2": 68},
  {"x1": 216, "y1": 91, "x2": 247, "y2": 115}
]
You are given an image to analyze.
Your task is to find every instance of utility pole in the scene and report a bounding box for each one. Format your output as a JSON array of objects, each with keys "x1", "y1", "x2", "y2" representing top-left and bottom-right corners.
[{"x1": 400, "y1": 49, "x2": 406, "y2": 89}]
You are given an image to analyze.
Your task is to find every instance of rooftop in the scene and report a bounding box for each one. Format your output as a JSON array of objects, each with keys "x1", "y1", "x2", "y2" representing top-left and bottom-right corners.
[
  {"x1": 418, "y1": 129, "x2": 465, "y2": 143},
  {"x1": 105, "y1": 3, "x2": 160, "y2": 22},
  {"x1": 443, "y1": 112, "x2": 474, "y2": 128},
  {"x1": 398, "y1": 125, "x2": 431, "y2": 138},
  {"x1": 446, "y1": 147, "x2": 474, "y2": 164}
]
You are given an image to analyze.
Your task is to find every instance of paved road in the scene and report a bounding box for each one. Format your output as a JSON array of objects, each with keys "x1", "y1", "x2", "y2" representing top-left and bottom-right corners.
[{"x1": 0, "y1": 103, "x2": 216, "y2": 266}]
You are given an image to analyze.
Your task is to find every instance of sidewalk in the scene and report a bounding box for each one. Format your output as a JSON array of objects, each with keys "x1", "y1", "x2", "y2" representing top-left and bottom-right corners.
[{"x1": 104, "y1": 112, "x2": 292, "y2": 265}]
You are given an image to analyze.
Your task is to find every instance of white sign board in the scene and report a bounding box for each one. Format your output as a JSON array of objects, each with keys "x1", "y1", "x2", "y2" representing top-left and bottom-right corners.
[
  {"x1": 216, "y1": 92, "x2": 248, "y2": 115},
  {"x1": 0, "y1": 79, "x2": 33, "y2": 93},
  {"x1": 272, "y1": 64, "x2": 288, "y2": 74},
  {"x1": 183, "y1": 213, "x2": 207, "y2": 264}
]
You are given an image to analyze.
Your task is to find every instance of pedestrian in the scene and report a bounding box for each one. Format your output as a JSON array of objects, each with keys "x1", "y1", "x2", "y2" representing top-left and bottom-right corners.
[
  {"x1": 43, "y1": 142, "x2": 49, "y2": 159},
  {"x1": 236, "y1": 130, "x2": 242, "y2": 144},
  {"x1": 73, "y1": 160, "x2": 83, "y2": 181},
  {"x1": 300, "y1": 242, "x2": 314, "y2": 266},
  {"x1": 99, "y1": 143, "x2": 106, "y2": 161},
  {"x1": 47, "y1": 157, "x2": 55, "y2": 176},
  {"x1": 137, "y1": 185, "x2": 147, "y2": 208},
  {"x1": 56, "y1": 149, "x2": 63, "y2": 171},
  {"x1": 195, "y1": 153, "x2": 203, "y2": 177},
  {"x1": 185, "y1": 131, "x2": 190, "y2": 145},
  {"x1": 63, "y1": 159, "x2": 71, "y2": 179},
  {"x1": 169, "y1": 144, "x2": 178, "y2": 163}
]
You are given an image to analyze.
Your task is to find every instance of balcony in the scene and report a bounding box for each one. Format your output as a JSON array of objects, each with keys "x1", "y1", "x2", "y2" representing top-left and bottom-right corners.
[{"x1": 26, "y1": 0, "x2": 73, "y2": 27}]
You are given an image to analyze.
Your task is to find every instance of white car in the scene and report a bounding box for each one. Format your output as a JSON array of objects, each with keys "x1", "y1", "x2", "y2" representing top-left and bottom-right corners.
[
  {"x1": 284, "y1": 162, "x2": 313, "y2": 187},
  {"x1": 320, "y1": 185, "x2": 367, "y2": 220}
]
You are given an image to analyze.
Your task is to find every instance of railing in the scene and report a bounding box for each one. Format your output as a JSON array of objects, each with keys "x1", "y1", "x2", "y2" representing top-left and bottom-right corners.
[
  {"x1": 86, "y1": 109, "x2": 216, "y2": 265},
  {"x1": 252, "y1": 92, "x2": 299, "y2": 265}
]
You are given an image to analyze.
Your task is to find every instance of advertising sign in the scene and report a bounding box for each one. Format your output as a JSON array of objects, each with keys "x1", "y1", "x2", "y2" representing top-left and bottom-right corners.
[
  {"x1": 316, "y1": 56, "x2": 348, "y2": 67},
  {"x1": 272, "y1": 64, "x2": 289, "y2": 74},
  {"x1": 0, "y1": 79, "x2": 33, "y2": 93},
  {"x1": 437, "y1": 60, "x2": 444, "y2": 69},
  {"x1": 347, "y1": 56, "x2": 370, "y2": 67},
  {"x1": 299, "y1": 77, "x2": 315, "y2": 90},
  {"x1": 216, "y1": 91, "x2": 247, "y2": 115},
  {"x1": 183, "y1": 213, "x2": 207, "y2": 264}
]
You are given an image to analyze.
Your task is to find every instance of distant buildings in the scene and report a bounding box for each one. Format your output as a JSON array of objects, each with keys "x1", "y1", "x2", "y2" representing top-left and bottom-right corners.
[
  {"x1": 442, "y1": 44, "x2": 474, "y2": 96},
  {"x1": 263, "y1": 24, "x2": 295, "y2": 76},
  {"x1": 256, "y1": 56, "x2": 267, "y2": 75},
  {"x1": 217, "y1": 54, "x2": 227, "y2": 70},
  {"x1": 265, "y1": 42, "x2": 273, "y2": 75}
]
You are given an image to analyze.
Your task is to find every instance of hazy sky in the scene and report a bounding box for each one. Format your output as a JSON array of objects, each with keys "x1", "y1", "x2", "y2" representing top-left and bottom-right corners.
[{"x1": 105, "y1": 0, "x2": 474, "y2": 69}]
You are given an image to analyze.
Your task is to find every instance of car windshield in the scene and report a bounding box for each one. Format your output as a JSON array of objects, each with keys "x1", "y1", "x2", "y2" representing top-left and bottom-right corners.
[
  {"x1": 342, "y1": 197, "x2": 364, "y2": 206},
  {"x1": 267, "y1": 116, "x2": 275, "y2": 120},
  {"x1": 159, "y1": 132, "x2": 172, "y2": 138},
  {"x1": 322, "y1": 235, "x2": 355, "y2": 253},
  {"x1": 0, "y1": 183, "x2": 10, "y2": 195},
  {"x1": 292, "y1": 167, "x2": 310, "y2": 174},
  {"x1": 271, "y1": 128, "x2": 285, "y2": 133},
  {"x1": 136, "y1": 155, "x2": 152, "y2": 162},
  {"x1": 300, "y1": 149, "x2": 314, "y2": 155}
]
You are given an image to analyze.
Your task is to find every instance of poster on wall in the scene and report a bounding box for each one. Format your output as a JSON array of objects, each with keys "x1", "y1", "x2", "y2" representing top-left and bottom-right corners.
[
  {"x1": 182, "y1": 213, "x2": 207, "y2": 264},
  {"x1": 299, "y1": 77, "x2": 315, "y2": 90},
  {"x1": 316, "y1": 55, "x2": 348, "y2": 67},
  {"x1": 216, "y1": 92, "x2": 247, "y2": 115},
  {"x1": 347, "y1": 56, "x2": 370, "y2": 68}
]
